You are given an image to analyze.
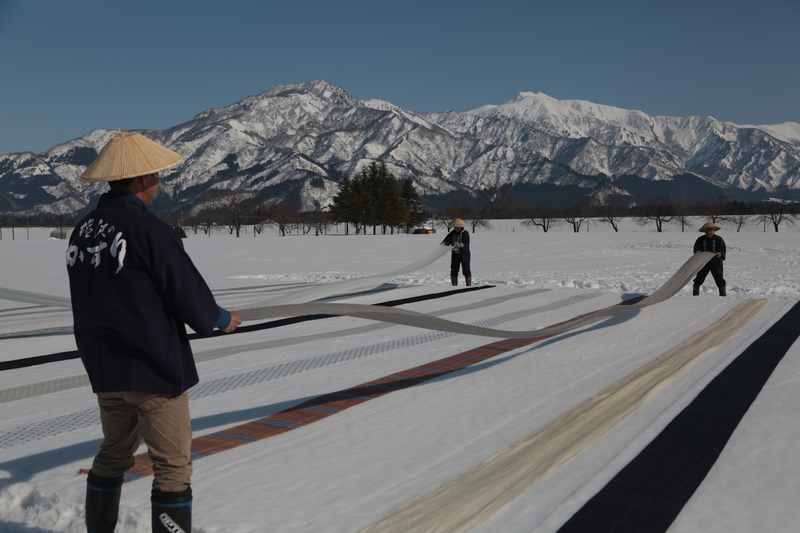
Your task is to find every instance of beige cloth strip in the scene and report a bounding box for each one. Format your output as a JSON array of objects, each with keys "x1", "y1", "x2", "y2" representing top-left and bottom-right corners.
[
  {"x1": 0, "y1": 290, "x2": 549, "y2": 404},
  {"x1": 0, "y1": 246, "x2": 451, "y2": 313},
  {"x1": 360, "y1": 298, "x2": 769, "y2": 533},
  {"x1": 235, "y1": 244, "x2": 452, "y2": 308},
  {"x1": 0, "y1": 252, "x2": 714, "y2": 341},
  {"x1": 238, "y1": 252, "x2": 715, "y2": 339},
  {"x1": 0, "y1": 287, "x2": 71, "y2": 308},
  {"x1": 0, "y1": 252, "x2": 714, "y2": 404}
]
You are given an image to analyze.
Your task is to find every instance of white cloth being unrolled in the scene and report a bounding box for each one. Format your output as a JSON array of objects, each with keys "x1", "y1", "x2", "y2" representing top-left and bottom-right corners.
[{"x1": 236, "y1": 252, "x2": 716, "y2": 339}]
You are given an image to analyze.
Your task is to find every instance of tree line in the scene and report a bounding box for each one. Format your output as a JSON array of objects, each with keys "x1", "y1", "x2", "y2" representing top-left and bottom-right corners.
[
  {"x1": 173, "y1": 161, "x2": 427, "y2": 238},
  {"x1": 3, "y1": 167, "x2": 799, "y2": 235},
  {"x1": 328, "y1": 161, "x2": 427, "y2": 234},
  {"x1": 515, "y1": 192, "x2": 800, "y2": 233},
  {"x1": 433, "y1": 183, "x2": 800, "y2": 233}
]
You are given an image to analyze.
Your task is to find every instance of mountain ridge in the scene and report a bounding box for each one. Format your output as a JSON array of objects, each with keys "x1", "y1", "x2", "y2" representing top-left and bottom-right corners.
[{"x1": 1, "y1": 80, "x2": 798, "y2": 217}]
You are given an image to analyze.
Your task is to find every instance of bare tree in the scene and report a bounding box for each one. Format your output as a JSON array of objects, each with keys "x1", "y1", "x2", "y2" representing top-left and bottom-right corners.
[
  {"x1": 199, "y1": 213, "x2": 215, "y2": 236},
  {"x1": 294, "y1": 210, "x2": 331, "y2": 235},
  {"x1": 457, "y1": 205, "x2": 491, "y2": 233},
  {"x1": 205, "y1": 190, "x2": 259, "y2": 237},
  {"x1": 720, "y1": 213, "x2": 751, "y2": 232},
  {"x1": 438, "y1": 192, "x2": 466, "y2": 228},
  {"x1": 671, "y1": 183, "x2": 693, "y2": 232},
  {"x1": 182, "y1": 212, "x2": 203, "y2": 235},
  {"x1": 756, "y1": 193, "x2": 799, "y2": 232},
  {"x1": 477, "y1": 180, "x2": 517, "y2": 219},
  {"x1": 265, "y1": 199, "x2": 299, "y2": 237},
  {"x1": 308, "y1": 210, "x2": 331, "y2": 236},
  {"x1": 469, "y1": 217, "x2": 492, "y2": 233},
  {"x1": 563, "y1": 198, "x2": 594, "y2": 233},
  {"x1": 520, "y1": 200, "x2": 562, "y2": 233},
  {"x1": 598, "y1": 194, "x2": 628, "y2": 232},
  {"x1": 635, "y1": 196, "x2": 674, "y2": 232},
  {"x1": 696, "y1": 192, "x2": 730, "y2": 223},
  {"x1": 251, "y1": 203, "x2": 271, "y2": 236}
]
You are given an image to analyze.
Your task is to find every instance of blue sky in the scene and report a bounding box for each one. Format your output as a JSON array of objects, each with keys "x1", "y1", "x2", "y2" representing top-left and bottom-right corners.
[{"x1": 1, "y1": 0, "x2": 798, "y2": 154}]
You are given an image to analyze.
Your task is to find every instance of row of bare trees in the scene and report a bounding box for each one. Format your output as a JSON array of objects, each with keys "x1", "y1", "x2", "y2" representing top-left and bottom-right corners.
[
  {"x1": 519, "y1": 200, "x2": 800, "y2": 233},
  {"x1": 435, "y1": 187, "x2": 800, "y2": 233},
  {"x1": 168, "y1": 187, "x2": 800, "y2": 238},
  {"x1": 174, "y1": 192, "x2": 330, "y2": 238}
]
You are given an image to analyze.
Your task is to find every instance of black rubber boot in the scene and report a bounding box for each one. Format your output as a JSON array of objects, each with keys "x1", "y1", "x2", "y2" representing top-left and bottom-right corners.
[
  {"x1": 465, "y1": 277, "x2": 472, "y2": 287},
  {"x1": 692, "y1": 284, "x2": 700, "y2": 296},
  {"x1": 85, "y1": 472, "x2": 123, "y2": 533},
  {"x1": 719, "y1": 286, "x2": 726, "y2": 297},
  {"x1": 451, "y1": 277, "x2": 458, "y2": 286},
  {"x1": 152, "y1": 487, "x2": 192, "y2": 533}
]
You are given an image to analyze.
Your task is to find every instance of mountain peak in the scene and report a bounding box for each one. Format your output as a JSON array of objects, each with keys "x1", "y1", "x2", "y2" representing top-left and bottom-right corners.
[
  {"x1": 262, "y1": 80, "x2": 346, "y2": 99},
  {"x1": 2, "y1": 80, "x2": 798, "y2": 217},
  {"x1": 510, "y1": 91, "x2": 556, "y2": 103}
]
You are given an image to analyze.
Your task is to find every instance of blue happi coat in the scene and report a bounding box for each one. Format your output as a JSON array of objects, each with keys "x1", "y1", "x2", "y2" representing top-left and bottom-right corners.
[
  {"x1": 442, "y1": 229, "x2": 471, "y2": 263},
  {"x1": 693, "y1": 234, "x2": 726, "y2": 275},
  {"x1": 67, "y1": 190, "x2": 223, "y2": 395}
]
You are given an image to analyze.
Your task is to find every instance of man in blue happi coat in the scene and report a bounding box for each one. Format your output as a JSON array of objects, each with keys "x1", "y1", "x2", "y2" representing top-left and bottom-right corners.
[
  {"x1": 68, "y1": 131, "x2": 242, "y2": 533},
  {"x1": 692, "y1": 221, "x2": 727, "y2": 296}
]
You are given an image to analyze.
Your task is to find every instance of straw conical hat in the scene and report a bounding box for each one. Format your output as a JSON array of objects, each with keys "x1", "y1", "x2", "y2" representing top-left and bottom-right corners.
[
  {"x1": 699, "y1": 222, "x2": 722, "y2": 232},
  {"x1": 81, "y1": 132, "x2": 184, "y2": 182},
  {"x1": 452, "y1": 218, "x2": 466, "y2": 228}
]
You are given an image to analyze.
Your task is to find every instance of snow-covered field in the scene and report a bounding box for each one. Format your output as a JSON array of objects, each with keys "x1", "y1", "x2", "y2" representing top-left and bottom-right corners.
[{"x1": 1, "y1": 218, "x2": 799, "y2": 532}]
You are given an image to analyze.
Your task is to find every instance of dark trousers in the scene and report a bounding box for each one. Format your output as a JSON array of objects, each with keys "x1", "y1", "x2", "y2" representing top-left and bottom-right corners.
[
  {"x1": 450, "y1": 254, "x2": 471, "y2": 278},
  {"x1": 693, "y1": 261, "x2": 725, "y2": 288}
]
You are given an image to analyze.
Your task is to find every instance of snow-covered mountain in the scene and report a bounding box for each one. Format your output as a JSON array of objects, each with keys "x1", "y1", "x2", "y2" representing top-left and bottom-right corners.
[{"x1": 1, "y1": 80, "x2": 798, "y2": 217}]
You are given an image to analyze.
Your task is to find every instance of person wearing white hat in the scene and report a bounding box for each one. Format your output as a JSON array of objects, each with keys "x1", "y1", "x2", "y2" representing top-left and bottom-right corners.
[
  {"x1": 67, "y1": 132, "x2": 242, "y2": 533},
  {"x1": 440, "y1": 218, "x2": 472, "y2": 286},
  {"x1": 692, "y1": 222, "x2": 727, "y2": 296}
]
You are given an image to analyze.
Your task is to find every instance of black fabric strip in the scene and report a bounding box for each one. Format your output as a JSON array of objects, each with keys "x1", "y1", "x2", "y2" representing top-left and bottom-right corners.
[
  {"x1": 200, "y1": 285, "x2": 494, "y2": 338},
  {"x1": 558, "y1": 300, "x2": 800, "y2": 533},
  {"x1": 0, "y1": 285, "x2": 493, "y2": 372},
  {"x1": 0, "y1": 351, "x2": 78, "y2": 371}
]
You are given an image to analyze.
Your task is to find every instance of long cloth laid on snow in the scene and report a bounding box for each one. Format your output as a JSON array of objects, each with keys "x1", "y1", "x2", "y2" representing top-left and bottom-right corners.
[
  {"x1": 235, "y1": 244, "x2": 452, "y2": 308},
  {"x1": 0, "y1": 287, "x2": 71, "y2": 308},
  {"x1": 0, "y1": 245, "x2": 452, "y2": 340},
  {"x1": 236, "y1": 252, "x2": 716, "y2": 338},
  {"x1": 114, "y1": 252, "x2": 718, "y2": 484},
  {"x1": 359, "y1": 298, "x2": 769, "y2": 533},
  {"x1": 0, "y1": 251, "x2": 715, "y2": 341},
  {"x1": 558, "y1": 298, "x2": 797, "y2": 533},
  {"x1": 0, "y1": 245, "x2": 452, "y2": 311}
]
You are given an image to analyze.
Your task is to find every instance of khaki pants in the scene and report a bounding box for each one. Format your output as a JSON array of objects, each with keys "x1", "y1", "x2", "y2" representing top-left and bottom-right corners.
[{"x1": 91, "y1": 391, "x2": 193, "y2": 492}]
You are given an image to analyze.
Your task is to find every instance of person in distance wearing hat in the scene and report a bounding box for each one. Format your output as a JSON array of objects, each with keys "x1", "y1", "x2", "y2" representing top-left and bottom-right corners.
[
  {"x1": 692, "y1": 221, "x2": 727, "y2": 296},
  {"x1": 67, "y1": 132, "x2": 242, "y2": 533},
  {"x1": 440, "y1": 218, "x2": 472, "y2": 286}
]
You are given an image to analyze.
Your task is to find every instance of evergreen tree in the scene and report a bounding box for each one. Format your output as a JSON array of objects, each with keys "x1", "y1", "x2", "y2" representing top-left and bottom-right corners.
[
  {"x1": 401, "y1": 178, "x2": 426, "y2": 231},
  {"x1": 330, "y1": 161, "x2": 411, "y2": 234},
  {"x1": 330, "y1": 174, "x2": 357, "y2": 234}
]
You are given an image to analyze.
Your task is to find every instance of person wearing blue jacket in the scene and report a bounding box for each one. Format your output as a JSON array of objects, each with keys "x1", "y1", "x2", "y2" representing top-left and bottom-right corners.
[
  {"x1": 441, "y1": 218, "x2": 472, "y2": 286},
  {"x1": 68, "y1": 132, "x2": 242, "y2": 533},
  {"x1": 692, "y1": 221, "x2": 727, "y2": 296}
]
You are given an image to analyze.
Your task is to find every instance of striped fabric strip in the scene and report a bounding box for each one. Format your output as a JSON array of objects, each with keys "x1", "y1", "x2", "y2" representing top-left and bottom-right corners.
[
  {"x1": 118, "y1": 254, "x2": 713, "y2": 481},
  {"x1": 121, "y1": 306, "x2": 611, "y2": 481}
]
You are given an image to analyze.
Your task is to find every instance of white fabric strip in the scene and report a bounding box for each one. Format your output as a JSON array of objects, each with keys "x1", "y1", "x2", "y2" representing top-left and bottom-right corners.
[
  {"x1": 234, "y1": 244, "x2": 452, "y2": 308},
  {"x1": 360, "y1": 297, "x2": 769, "y2": 533},
  {"x1": 237, "y1": 253, "x2": 716, "y2": 339},
  {"x1": 0, "y1": 288, "x2": 71, "y2": 308},
  {"x1": 0, "y1": 245, "x2": 452, "y2": 312}
]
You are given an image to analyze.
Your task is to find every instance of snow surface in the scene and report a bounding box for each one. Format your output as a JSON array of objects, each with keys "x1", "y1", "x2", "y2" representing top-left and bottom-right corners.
[{"x1": 1, "y1": 218, "x2": 800, "y2": 532}]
